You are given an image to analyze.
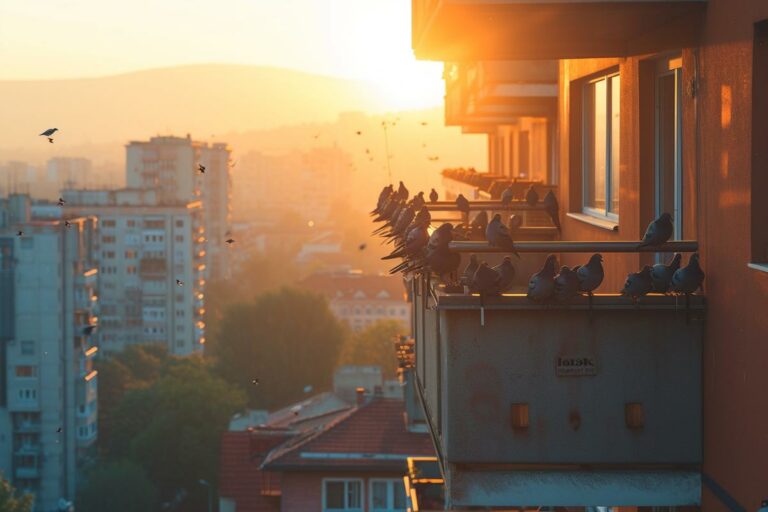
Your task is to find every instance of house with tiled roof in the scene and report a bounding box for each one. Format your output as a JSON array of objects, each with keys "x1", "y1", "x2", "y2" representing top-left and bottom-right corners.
[
  {"x1": 219, "y1": 378, "x2": 433, "y2": 512},
  {"x1": 299, "y1": 271, "x2": 411, "y2": 332}
]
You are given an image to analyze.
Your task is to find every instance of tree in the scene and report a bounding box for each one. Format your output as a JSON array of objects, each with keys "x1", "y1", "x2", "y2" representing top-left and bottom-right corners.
[
  {"x1": 106, "y1": 356, "x2": 245, "y2": 511},
  {"x1": 0, "y1": 477, "x2": 33, "y2": 512},
  {"x1": 76, "y1": 460, "x2": 156, "y2": 512},
  {"x1": 338, "y1": 319, "x2": 404, "y2": 379},
  {"x1": 212, "y1": 287, "x2": 346, "y2": 409}
]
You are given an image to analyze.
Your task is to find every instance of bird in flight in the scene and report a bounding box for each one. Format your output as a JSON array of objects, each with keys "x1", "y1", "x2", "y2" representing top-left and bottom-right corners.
[
  {"x1": 313, "y1": 133, "x2": 320, "y2": 140},
  {"x1": 427, "y1": 156, "x2": 439, "y2": 161},
  {"x1": 225, "y1": 238, "x2": 235, "y2": 245},
  {"x1": 229, "y1": 159, "x2": 238, "y2": 168},
  {"x1": 16, "y1": 230, "x2": 23, "y2": 237},
  {"x1": 176, "y1": 279, "x2": 184, "y2": 286},
  {"x1": 57, "y1": 427, "x2": 63, "y2": 433},
  {"x1": 420, "y1": 121, "x2": 428, "y2": 126},
  {"x1": 57, "y1": 197, "x2": 65, "y2": 206},
  {"x1": 359, "y1": 243, "x2": 367, "y2": 251},
  {"x1": 252, "y1": 378, "x2": 259, "y2": 386},
  {"x1": 365, "y1": 148, "x2": 370, "y2": 154},
  {"x1": 356, "y1": 130, "x2": 362, "y2": 136},
  {"x1": 198, "y1": 164, "x2": 206, "y2": 174},
  {"x1": 40, "y1": 128, "x2": 58, "y2": 137}
]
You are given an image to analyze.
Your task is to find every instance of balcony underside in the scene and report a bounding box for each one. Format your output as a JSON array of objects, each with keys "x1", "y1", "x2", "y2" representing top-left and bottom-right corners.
[{"x1": 414, "y1": 1, "x2": 706, "y2": 60}]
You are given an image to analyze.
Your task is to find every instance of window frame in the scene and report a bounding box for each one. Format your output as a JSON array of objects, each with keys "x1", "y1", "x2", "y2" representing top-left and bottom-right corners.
[
  {"x1": 582, "y1": 71, "x2": 621, "y2": 221},
  {"x1": 322, "y1": 478, "x2": 364, "y2": 512},
  {"x1": 369, "y1": 478, "x2": 407, "y2": 512}
]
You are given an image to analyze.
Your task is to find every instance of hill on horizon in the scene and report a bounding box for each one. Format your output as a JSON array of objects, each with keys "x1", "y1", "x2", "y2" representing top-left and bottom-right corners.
[{"x1": 0, "y1": 63, "x2": 405, "y2": 151}]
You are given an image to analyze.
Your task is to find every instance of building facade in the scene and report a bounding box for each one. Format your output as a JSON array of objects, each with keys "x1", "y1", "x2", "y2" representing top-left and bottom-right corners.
[
  {"x1": 62, "y1": 188, "x2": 205, "y2": 356},
  {"x1": 0, "y1": 194, "x2": 98, "y2": 512},
  {"x1": 126, "y1": 135, "x2": 232, "y2": 279}
]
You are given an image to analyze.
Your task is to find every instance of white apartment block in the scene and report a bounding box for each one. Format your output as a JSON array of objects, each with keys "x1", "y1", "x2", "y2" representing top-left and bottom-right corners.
[
  {"x1": 0, "y1": 194, "x2": 98, "y2": 512},
  {"x1": 62, "y1": 188, "x2": 206, "y2": 356},
  {"x1": 126, "y1": 135, "x2": 232, "y2": 279}
]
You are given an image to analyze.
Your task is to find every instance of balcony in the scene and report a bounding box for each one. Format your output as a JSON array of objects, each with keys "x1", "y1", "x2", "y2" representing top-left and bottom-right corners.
[
  {"x1": 445, "y1": 61, "x2": 557, "y2": 128},
  {"x1": 412, "y1": 0, "x2": 707, "y2": 60},
  {"x1": 140, "y1": 257, "x2": 167, "y2": 276},
  {"x1": 14, "y1": 421, "x2": 41, "y2": 433},
  {"x1": 409, "y1": 245, "x2": 704, "y2": 507}
]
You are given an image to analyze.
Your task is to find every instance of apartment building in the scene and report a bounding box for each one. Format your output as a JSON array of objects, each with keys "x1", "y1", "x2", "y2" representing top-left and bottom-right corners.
[
  {"x1": 62, "y1": 188, "x2": 205, "y2": 356},
  {"x1": 126, "y1": 134, "x2": 232, "y2": 279},
  {"x1": 406, "y1": 0, "x2": 768, "y2": 509},
  {"x1": 0, "y1": 194, "x2": 98, "y2": 512}
]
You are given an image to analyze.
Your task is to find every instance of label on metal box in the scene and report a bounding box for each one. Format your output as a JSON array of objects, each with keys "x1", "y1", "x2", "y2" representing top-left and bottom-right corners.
[{"x1": 556, "y1": 357, "x2": 597, "y2": 377}]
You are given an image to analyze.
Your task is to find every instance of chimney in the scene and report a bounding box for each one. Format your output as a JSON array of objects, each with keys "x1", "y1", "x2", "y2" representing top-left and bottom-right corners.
[{"x1": 355, "y1": 387, "x2": 366, "y2": 406}]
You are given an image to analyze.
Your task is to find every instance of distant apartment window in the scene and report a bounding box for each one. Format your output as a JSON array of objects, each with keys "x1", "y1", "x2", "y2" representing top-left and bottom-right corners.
[
  {"x1": 144, "y1": 220, "x2": 165, "y2": 229},
  {"x1": 176, "y1": 339, "x2": 185, "y2": 347},
  {"x1": 20, "y1": 238, "x2": 33, "y2": 250},
  {"x1": 102, "y1": 220, "x2": 116, "y2": 228},
  {"x1": 354, "y1": 307, "x2": 360, "y2": 315},
  {"x1": 103, "y1": 251, "x2": 115, "y2": 259},
  {"x1": 175, "y1": 220, "x2": 184, "y2": 228},
  {"x1": 126, "y1": 266, "x2": 137, "y2": 275},
  {"x1": 752, "y1": 20, "x2": 768, "y2": 265},
  {"x1": 323, "y1": 479, "x2": 362, "y2": 512},
  {"x1": 370, "y1": 479, "x2": 407, "y2": 512},
  {"x1": 125, "y1": 250, "x2": 137, "y2": 259},
  {"x1": 102, "y1": 235, "x2": 116, "y2": 244},
  {"x1": 176, "y1": 294, "x2": 184, "y2": 303},
  {"x1": 175, "y1": 310, "x2": 185, "y2": 317},
  {"x1": 18, "y1": 389, "x2": 36, "y2": 400},
  {"x1": 15, "y1": 366, "x2": 37, "y2": 378},
  {"x1": 583, "y1": 72, "x2": 620, "y2": 219},
  {"x1": 389, "y1": 309, "x2": 395, "y2": 316},
  {"x1": 400, "y1": 308, "x2": 406, "y2": 316},
  {"x1": 175, "y1": 235, "x2": 184, "y2": 243},
  {"x1": 127, "y1": 220, "x2": 136, "y2": 228},
  {"x1": 20, "y1": 341, "x2": 35, "y2": 356}
]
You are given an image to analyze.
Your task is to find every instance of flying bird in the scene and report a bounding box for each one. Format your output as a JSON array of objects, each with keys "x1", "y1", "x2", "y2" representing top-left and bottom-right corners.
[
  {"x1": 176, "y1": 279, "x2": 184, "y2": 287},
  {"x1": 651, "y1": 253, "x2": 682, "y2": 293},
  {"x1": 48, "y1": 138, "x2": 54, "y2": 144},
  {"x1": 16, "y1": 230, "x2": 23, "y2": 237},
  {"x1": 639, "y1": 213, "x2": 674, "y2": 248},
  {"x1": 198, "y1": 164, "x2": 206, "y2": 174},
  {"x1": 670, "y1": 253, "x2": 705, "y2": 295},
  {"x1": 64, "y1": 221, "x2": 71, "y2": 228},
  {"x1": 527, "y1": 255, "x2": 558, "y2": 303},
  {"x1": 427, "y1": 156, "x2": 440, "y2": 162},
  {"x1": 485, "y1": 213, "x2": 520, "y2": 257},
  {"x1": 429, "y1": 188, "x2": 438, "y2": 203},
  {"x1": 225, "y1": 238, "x2": 235, "y2": 245},
  {"x1": 57, "y1": 197, "x2": 65, "y2": 206},
  {"x1": 554, "y1": 266, "x2": 580, "y2": 302},
  {"x1": 621, "y1": 266, "x2": 653, "y2": 302},
  {"x1": 40, "y1": 128, "x2": 58, "y2": 137},
  {"x1": 576, "y1": 253, "x2": 604, "y2": 296},
  {"x1": 358, "y1": 243, "x2": 367, "y2": 251},
  {"x1": 525, "y1": 185, "x2": 539, "y2": 207},
  {"x1": 57, "y1": 427, "x2": 63, "y2": 433},
  {"x1": 543, "y1": 190, "x2": 561, "y2": 231},
  {"x1": 420, "y1": 121, "x2": 428, "y2": 126}
]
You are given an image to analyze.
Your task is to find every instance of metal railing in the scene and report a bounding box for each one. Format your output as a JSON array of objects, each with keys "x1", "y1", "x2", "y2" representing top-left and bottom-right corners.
[{"x1": 448, "y1": 240, "x2": 699, "y2": 253}]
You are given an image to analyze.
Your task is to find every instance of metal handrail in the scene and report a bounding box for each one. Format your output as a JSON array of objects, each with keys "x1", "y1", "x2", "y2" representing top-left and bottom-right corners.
[
  {"x1": 424, "y1": 201, "x2": 547, "y2": 212},
  {"x1": 448, "y1": 240, "x2": 699, "y2": 253}
]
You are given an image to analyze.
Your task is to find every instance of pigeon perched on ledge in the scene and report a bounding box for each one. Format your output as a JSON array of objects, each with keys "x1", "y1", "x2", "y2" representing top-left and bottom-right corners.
[
  {"x1": 527, "y1": 254, "x2": 558, "y2": 303},
  {"x1": 576, "y1": 253, "x2": 604, "y2": 295},
  {"x1": 671, "y1": 252, "x2": 705, "y2": 295},
  {"x1": 639, "y1": 213, "x2": 673, "y2": 249},
  {"x1": 554, "y1": 266, "x2": 580, "y2": 303},
  {"x1": 621, "y1": 266, "x2": 653, "y2": 302},
  {"x1": 651, "y1": 253, "x2": 682, "y2": 293},
  {"x1": 486, "y1": 214, "x2": 520, "y2": 258}
]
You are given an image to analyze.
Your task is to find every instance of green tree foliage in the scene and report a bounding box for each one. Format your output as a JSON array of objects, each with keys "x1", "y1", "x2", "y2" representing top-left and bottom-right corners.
[
  {"x1": 0, "y1": 477, "x2": 33, "y2": 512},
  {"x1": 212, "y1": 287, "x2": 346, "y2": 409},
  {"x1": 76, "y1": 460, "x2": 156, "y2": 512},
  {"x1": 106, "y1": 356, "x2": 245, "y2": 509},
  {"x1": 338, "y1": 319, "x2": 405, "y2": 379}
]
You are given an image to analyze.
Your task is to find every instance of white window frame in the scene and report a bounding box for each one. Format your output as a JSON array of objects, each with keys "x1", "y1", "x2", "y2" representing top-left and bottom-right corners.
[
  {"x1": 369, "y1": 478, "x2": 407, "y2": 512},
  {"x1": 582, "y1": 72, "x2": 621, "y2": 221},
  {"x1": 322, "y1": 478, "x2": 364, "y2": 512}
]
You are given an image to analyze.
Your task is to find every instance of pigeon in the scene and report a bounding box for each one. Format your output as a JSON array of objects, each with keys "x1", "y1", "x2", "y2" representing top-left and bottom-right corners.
[
  {"x1": 500, "y1": 186, "x2": 514, "y2": 206},
  {"x1": 576, "y1": 253, "x2": 604, "y2": 295},
  {"x1": 527, "y1": 255, "x2": 558, "y2": 302},
  {"x1": 485, "y1": 213, "x2": 520, "y2": 258},
  {"x1": 356, "y1": 130, "x2": 362, "y2": 135},
  {"x1": 492, "y1": 256, "x2": 516, "y2": 293},
  {"x1": 48, "y1": 138, "x2": 54, "y2": 143},
  {"x1": 525, "y1": 185, "x2": 539, "y2": 207},
  {"x1": 16, "y1": 230, "x2": 23, "y2": 237},
  {"x1": 543, "y1": 190, "x2": 561, "y2": 231},
  {"x1": 554, "y1": 266, "x2": 580, "y2": 302},
  {"x1": 639, "y1": 213, "x2": 674, "y2": 249},
  {"x1": 420, "y1": 121, "x2": 428, "y2": 126},
  {"x1": 412, "y1": 191, "x2": 425, "y2": 211},
  {"x1": 57, "y1": 427, "x2": 63, "y2": 433},
  {"x1": 225, "y1": 238, "x2": 235, "y2": 245},
  {"x1": 176, "y1": 279, "x2": 184, "y2": 286},
  {"x1": 40, "y1": 128, "x2": 58, "y2": 137},
  {"x1": 670, "y1": 253, "x2": 705, "y2": 295},
  {"x1": 508, "y1": 214, "x2": 522, "y2": 231},
  {"x1": 397, "y1": 181, "x2": 409, "y2": 201},
  {"x1": 469, "y1": 211, "x2": 489, "y2": 239},
  {"x1": 57, "y1": 197, "x2": 65, "y2": 206},
  {"x1": 621, "y1": 266, "x2": 653, "y2": 301},
  {"x1": 358, "y1": 243, "x2": 367, "y2": 251},
  {"x1": 428, "y1": 156, "x2": 440, "y2": 162},
  {"x1": 460, "y1": 254, "x2": 479, "y2": 289},
  {"x1": 651, "y1": 253, "x2": 682, "y2": 293},
  {"x1": 382, "y1": 224, "x2": 428, "y2": 260},
  {"x1": 429, "y1": 188, "x2": 438, "y2": 203},
  {"x1": 64, "y1": 221, "x2": 71, "y2": 228},
  {"x1": 198, "y1": 164, "x2": 206, "y2": 174},
  {"x1": 455, "y1": 194, "x2": 470, "y2": 216},
  {"x1": 472, "y1": 262, "x2": 502, "y2": 297}
]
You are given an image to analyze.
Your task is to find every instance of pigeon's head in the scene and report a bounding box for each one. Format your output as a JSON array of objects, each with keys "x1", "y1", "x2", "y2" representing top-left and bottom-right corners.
[
  {"x1": 640, "y1": 265, "x2": 652, "y2": 276},
  {"x1": 436, "y1": 223, "x2": 453, "y2": 234},
  {"x1": 659, "y1": 212, "x2": 673, "y2": 223},
  {"x1": 544, "y1": 254, "x2": 558, "y2": 272},
  {"x1": 469, "y1": 254, "x2": 478, "y2": 264},
  {"x1": 502, "y1": 256, "x2": 513, "y2": 264},
  {"x1": 689, "y1": 252, "x2": 700, "y2": 266},
  {"x1": 670, "y1": 253, "x2": 682, "y2": 266},
  {"x1": 491, "y1": 213, "x2": 502, "y2": 223},
  {"x1": 588, "y1": 253, "x2": 604, "y2": 265}
]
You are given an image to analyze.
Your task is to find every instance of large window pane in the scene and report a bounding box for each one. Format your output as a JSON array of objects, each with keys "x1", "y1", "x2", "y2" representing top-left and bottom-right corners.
[
  {"x1": 372, "y1": 481, "x2": 388, "y2": 508},
  {"x1": 585, "y1": 79, "x2": 607, "y2": 211},
  {"x1": 393, "y1": 481, "x2": 407, "y2": 509},
  {"x1": 326, "y1": 482, "x2": 345, "y2": 509},
  {"x1": 347, "y1": 481, "x2": 361, "y2": 508},
  {"x1": 610, "y1": 75, "x2": 621, "y2": 214}
]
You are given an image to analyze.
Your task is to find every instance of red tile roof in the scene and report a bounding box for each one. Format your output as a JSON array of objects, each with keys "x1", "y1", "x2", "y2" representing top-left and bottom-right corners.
[{"x1": 261, "y1": 397, "x2": 434, "y2": 471}]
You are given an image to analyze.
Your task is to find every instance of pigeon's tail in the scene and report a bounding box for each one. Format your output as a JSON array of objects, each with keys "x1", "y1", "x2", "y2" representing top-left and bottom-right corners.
[{"x1": 382, "y1": 249, "x2": 407, "y2": 260}]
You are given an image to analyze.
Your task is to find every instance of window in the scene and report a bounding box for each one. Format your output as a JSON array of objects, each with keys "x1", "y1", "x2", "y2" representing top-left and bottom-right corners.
[
  {"x1": 102, "y1": 220, "x2": 116, "y2": 228},
  {"x1": 127, "y1": 219, "x2": 136, "y2": 228},
  {"x1": 20, "y1": 341, "x2": 34, "y2": 356},
  {"x1": 175, "y1": 220, "x2": 184, "y2": 228},
  {"x1": 102, "y1": 235, "x2": 116, "y2": 244},
  {"x1": 752, "y1": 20, "x2": 768, "y2": 266},
  {"x1": 175, "y1": 235, "x2": 184, "y2": 243},
  {"x1": 583, "y1": 72, "x2": 620, "y2": 219},
  {"x1": 323, "y1": 479, "x2": 362, "y2": 511},
  {"x1": 370, "y1": 479, "x2": 407, "y2": 512},
  {"x1": 15, "y1": 366, "x2": 36, "y2": 378}
]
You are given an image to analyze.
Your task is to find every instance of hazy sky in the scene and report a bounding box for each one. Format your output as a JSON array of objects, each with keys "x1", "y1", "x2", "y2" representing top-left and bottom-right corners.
[{"x1": 0, "y1": 0, "x2": 444, "y2": 109}]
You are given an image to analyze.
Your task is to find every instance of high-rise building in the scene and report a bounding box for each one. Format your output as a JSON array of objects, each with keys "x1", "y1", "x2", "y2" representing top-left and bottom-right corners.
[
  {"x1": 0, "y1": 194, "x2": 98, "y2": 512},
  {"x1": 62, "y1": 188, "x2": 206, "y2": 356},
  {"x1": 126, "y1": 135, "x2": 232, "y2": 279}
]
